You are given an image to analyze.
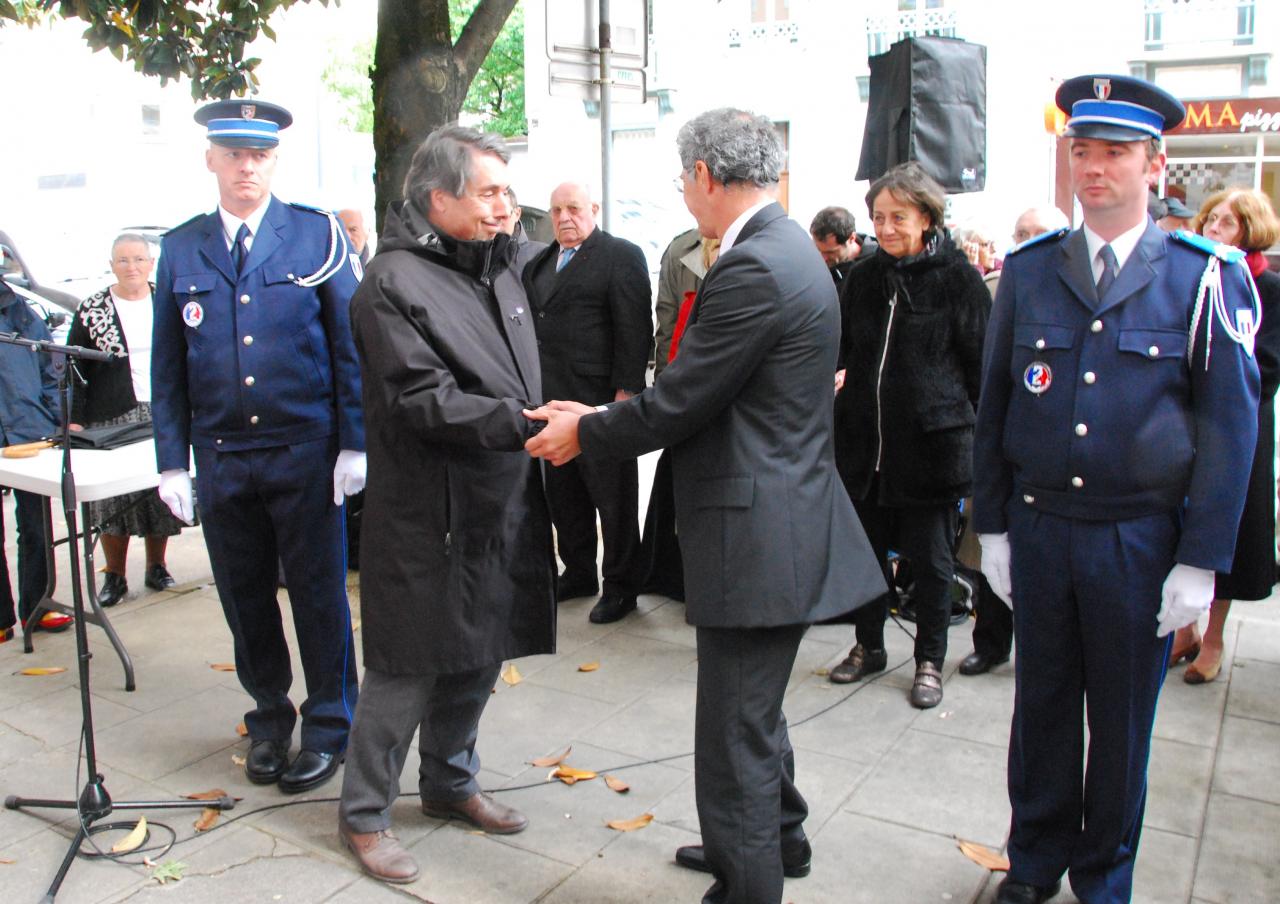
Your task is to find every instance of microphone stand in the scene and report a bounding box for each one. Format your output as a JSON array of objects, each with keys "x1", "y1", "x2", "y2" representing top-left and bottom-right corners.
[{"x1": 0, "y1": 333, "x2": 233, "y2": 902}]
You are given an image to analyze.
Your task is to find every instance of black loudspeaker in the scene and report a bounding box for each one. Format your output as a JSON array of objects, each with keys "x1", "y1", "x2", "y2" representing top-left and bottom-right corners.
[{"x1": 857, "y1": 36, "x2": 987, "y2": 193}]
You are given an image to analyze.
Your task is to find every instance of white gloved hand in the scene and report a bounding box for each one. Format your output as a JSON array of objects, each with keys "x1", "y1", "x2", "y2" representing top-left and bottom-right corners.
[
  {"x1": 158, "y1": 469, "x2": 195, "y2": 524},
  {"x1": 978, "y1": 532, "x2": 1014, "y2": 610},
  {"x1": 1157, "y1": 563, "x2": 1214, "y2": 637},
  {"x1": 333, "y1": 449, "x2": 367, "y2": 505}
]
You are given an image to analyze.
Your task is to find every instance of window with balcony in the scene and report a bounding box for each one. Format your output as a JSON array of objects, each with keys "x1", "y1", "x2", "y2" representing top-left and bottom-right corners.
[
  {"x1": 866, "y1": 1, "x2": 955, "y2": 58},
  {"x1": 730, "y1": 0, "x2": 797, "y2": 48},
  {"x1": 1144, "y1": 0, "x2": 1255, "y2": 52}
]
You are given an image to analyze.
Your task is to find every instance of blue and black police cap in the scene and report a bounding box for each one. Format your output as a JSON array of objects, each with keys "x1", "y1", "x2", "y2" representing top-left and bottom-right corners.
[
  {"x1": 1056, "y1": 75, "x2": 1185, "y2": 142},
  {"x1": 194, "y1": 100, "x2": 293, "y2": 148}
]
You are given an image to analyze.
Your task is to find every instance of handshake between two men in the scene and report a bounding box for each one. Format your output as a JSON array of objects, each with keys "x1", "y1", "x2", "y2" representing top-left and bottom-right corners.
[{"x1": 522, "y1": 399, "x2": 596, "y2": 466}]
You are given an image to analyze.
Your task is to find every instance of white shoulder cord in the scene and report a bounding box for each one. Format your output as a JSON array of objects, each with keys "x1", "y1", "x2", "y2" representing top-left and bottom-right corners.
[
  {"x1": 292, "y1": 210, "x2": 347, "y2": 288},
  {"x1": 1187, "y1": 256, "x2": 1262, "y2": 370}
]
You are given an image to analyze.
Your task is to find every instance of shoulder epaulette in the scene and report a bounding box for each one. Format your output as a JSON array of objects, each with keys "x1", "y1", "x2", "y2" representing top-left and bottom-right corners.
[
  {"x1": 1171, "y1": 229, "x2": 1246, "y2": 264},
  {"x1": 1007, "y1": 227, "x2": 1069, "y2": 256},
  {"x1": 167, "y1": 211, "x2": 210, "y2": 236}
]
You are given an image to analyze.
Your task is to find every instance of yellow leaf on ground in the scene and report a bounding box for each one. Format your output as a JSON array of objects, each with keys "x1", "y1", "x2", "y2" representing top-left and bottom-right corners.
[
  {"x1": 183, "y1": 789, "x2": 229, "y2": 801},
  {"x1": 111, "y1": 817, "x2": 148, "y2": 853},
  {"x1": 193, "y1": 808, "x2": 220, "y2": 832},
  {"x1": 231, "y1": 754, "x2": 246, "y2": 767},
  {"x1": 553, "y1": 765, "x2": 597, "y2": 785},
  {"x1": 235, "y1": 722, "x2": 248, "y2": 737},
  {"x1": 501, "y1": 663, "x2": 522, "y2": 685},
  {"x1": 814, "y1": 668, "x2": 830, "y2": 677},
  {"x1": 956, "y1": 838, "x2": 1010, "y2": 872},
  {"x1": 0, "y1": 857, "x2": 15, "y2": 864},
  {"x1": 578, "y1": 661, "x2": 600, "y2": 672},
  {"x1": 210, "y1": 663, "x2": 236, "y2": 672},
  {"x1": 604, "y1": 774, "x2": 630, "y2": 793},
  {"x1": 530, "y1": 746, "x2": 572, "y2": 767},
  {"x1": 18, "y1": 667, "x2": 66, "y2": 676},
  {"x1": 606, "y1": 812, "x2": 653, "y2": 832}
]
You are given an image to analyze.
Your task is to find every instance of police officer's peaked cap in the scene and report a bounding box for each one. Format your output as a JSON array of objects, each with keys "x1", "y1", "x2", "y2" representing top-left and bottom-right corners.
[
  {"x1": 1056, "y1": 75, "x2": 1185, "y2": 142},
  {"x1": 194, "y1": 99, "x2": 293, "y2": 148}
]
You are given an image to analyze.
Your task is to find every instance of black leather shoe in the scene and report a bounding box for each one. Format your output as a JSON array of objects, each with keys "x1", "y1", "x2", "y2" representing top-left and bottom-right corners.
[
  {"x1": 995, "y1": 877, "x2": 1061, "y2": 904},
  {"x1": 245, "y1": 739, "x2": 290, "y2": 785},
  {"x1": 97, "y1": 572, "x2": 128, "y2": 608},
  {"x1": 588, "y1": 592, "x2": 637, "y2": 624},
  {"x1": 278, "y1": 749, "x2": 343, "y2": 794},
  {"x1": 675, "y1": 840, "x2": 811, "y2": 879},
  {"x1": 144, "y1": 563, "x2": 176, "y2": 591},
  {"x1": 958, "y1": 650, "x2": 1009, "y2": 676},
  {"x1": 556, "y1": 572, "x2": 599, "y2": 602}
]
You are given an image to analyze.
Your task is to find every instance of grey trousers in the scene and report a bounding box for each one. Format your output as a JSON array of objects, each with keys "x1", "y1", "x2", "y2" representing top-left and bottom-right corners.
[{"x1": 338, "y1": 663, "x2": 501, "y2": 833}]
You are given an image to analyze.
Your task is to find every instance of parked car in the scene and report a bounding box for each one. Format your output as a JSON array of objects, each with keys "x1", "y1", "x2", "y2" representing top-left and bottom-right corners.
[{"x1": 1, "y1": 229, "x2": 75, "y2": 344}]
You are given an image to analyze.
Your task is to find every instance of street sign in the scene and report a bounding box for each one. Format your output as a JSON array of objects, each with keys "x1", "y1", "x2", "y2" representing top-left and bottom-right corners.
[
  {"x1": 548, "y1": 60, "x2": 647, "y2": 103},
  {"x1": 546, "y1": 0, "x2": 648, "y2": 67}
]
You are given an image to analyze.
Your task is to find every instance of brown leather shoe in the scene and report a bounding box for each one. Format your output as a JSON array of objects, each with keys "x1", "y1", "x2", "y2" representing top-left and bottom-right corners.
[
  {"x1": 339, "y1": 824, "x2": 420, "y2": 884},
  {"x1": 421, "y1": 792, "x2": 528, "y2": 834},
  {"x1": 910, "y1": 662, "x2": 944, "y2": 709},
  {"x1": 829, "y1": 644, "x2": 887, "y2": 684}
]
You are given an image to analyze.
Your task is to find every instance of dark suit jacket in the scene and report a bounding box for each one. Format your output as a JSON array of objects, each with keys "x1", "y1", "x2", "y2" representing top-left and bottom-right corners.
[
  {"x1": 578, "y1": 203, "x2": 885, "y2": 627},
  {"x1": 524, "y1": 227, "x2": 652, "y2": 403}
]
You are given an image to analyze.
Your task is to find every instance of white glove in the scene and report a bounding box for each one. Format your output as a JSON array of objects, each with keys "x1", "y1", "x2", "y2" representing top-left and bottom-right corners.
[
  {"x1": 333, "y1": 450, "x2": 367, "y2": 505},
  {"x1": 158, "y1": 469, "x2": 195, "y2": 524},
  {"x1": 978, "y1": 533, "x2": 1014, "y2": 610},
  {"x1": 1157, "y1": 564, "x2": 1214, "y2": 638}
]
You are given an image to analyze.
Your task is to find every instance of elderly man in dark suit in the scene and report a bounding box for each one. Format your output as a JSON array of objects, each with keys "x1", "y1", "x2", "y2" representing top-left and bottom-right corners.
[
  {"x1": 526, "y1": 108, "x2": 884, "y2": 904},
  {"x1": 523, "y1": 181, "x2": 652, "y2": 624}
]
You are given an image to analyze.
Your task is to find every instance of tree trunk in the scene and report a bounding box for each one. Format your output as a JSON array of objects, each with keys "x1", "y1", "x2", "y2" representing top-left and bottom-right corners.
[{"x1": 372, "y1": 0, "x2": 518, "y2": 231}]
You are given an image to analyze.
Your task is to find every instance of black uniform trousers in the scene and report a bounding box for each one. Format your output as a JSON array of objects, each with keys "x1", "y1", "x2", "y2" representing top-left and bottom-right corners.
[
  {"x1": 850, "y1": 488, "x2": 956, "y2": 667},
  {"x1": 694, "y1": 624, "x2": 809, "y2": 904},
  {"x1": 194, "y1": 435, "x2": 358, "y2": 755},
  {"x1": 547, "y1": 452, "x2": 642, "y2": 596},
  {"x1": 971, "y1": 571, "x2": 1014, "y2": 660},
  {"x1": 1006, "y1": 503, "x2": 1173, "y2": 904},
  {"x1": 639, "y1": 449, "x2": 684, "y2": 600},
  {"x1": 0, "y1": 488, "x2": 48, "y2": 628}
]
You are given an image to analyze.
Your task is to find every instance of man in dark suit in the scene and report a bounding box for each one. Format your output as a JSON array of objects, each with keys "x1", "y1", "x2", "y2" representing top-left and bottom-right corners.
[
  {"x1": 526, "y1": 108, "x2": 884, "y2": 904},
  {"x1": 523, "y1": 181, "x2": 652, "y2": 624}
]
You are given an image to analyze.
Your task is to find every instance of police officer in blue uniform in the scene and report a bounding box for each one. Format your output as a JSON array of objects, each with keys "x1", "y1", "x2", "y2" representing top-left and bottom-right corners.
[
  {"x1": 973, "y1": 75, "x2": 1261, "y2": 904},
  {"x1": 152, "y1": 100, "x2": 366, "y2": 794}
]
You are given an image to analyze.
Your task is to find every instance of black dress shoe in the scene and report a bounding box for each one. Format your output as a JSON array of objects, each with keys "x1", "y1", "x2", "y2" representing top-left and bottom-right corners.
[
  {"x1": 278, "y1": 749, "x2": 344, "y2": 794},
  {"x1": 144, "y1": 563, "x2": 176, "y2": 591},
  {"x1": 588, "y1": 592, "x2": 637, "y2": 624},
  {"x1": 958, "y1": 650, "x2": 1009, "y2": 676},
  {"x1": 97, "y1": 572, "x2": 128, "y2": 608},
  {"x1": 995, "y1": 876, "x2": 1061, "y2": 904},
  {"x1": 675, "y1": 841, "x2": 811, "y2": 879},
  {"x1": 245, "y1": 739, "x2": 290, "y2": 785},
  {"x1": 556, "y1": 572, "x2": 599, "y2": 602}
]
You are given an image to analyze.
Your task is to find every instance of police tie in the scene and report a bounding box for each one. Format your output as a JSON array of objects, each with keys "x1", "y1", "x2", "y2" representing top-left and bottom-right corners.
[
  {"x1": 231, "y1": 223, "x2": 251, "y2": 275},
  {"x1": 1095, "y1": 243, "x2": 1118, "y2": 299}
]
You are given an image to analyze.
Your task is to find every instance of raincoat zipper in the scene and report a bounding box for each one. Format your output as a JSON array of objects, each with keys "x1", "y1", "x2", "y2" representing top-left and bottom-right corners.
[{"x1": 874, "y1": 293, "x2": 898, "y2": 472}]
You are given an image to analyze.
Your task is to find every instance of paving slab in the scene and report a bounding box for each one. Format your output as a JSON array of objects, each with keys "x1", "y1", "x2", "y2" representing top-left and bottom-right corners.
[{"x1": 1192, "y1": 792, "x2": 1280, "y2": 903}]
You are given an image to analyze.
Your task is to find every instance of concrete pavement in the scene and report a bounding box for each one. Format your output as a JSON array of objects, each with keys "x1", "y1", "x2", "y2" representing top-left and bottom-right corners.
[{"x1": 1, "y1": 487, "x2": 1277, "y2": 904}]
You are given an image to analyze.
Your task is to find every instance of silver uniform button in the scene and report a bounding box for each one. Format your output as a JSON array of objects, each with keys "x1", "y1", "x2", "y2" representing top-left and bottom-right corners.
[
  {"x1": 188, "y1": 285, "x2": 197, "y2": 292},
  {"x1": 1035, "y1": 338, "x2": 1046, "y2": 350},
  {"x1": 240, "y1": 294, "x2": 251, "y2": 304},
  {"x1": 215, "y1": 438, "x2": 223, "y2": 445},
  {"x1": 244, "y1": 376, "x2": 255, "y2": 386},
  {"x1": 1022, "y1": 494, "x2": 1035, "y2": 504},
  {"x1": 1071, "y1": 476, "x2": 1084, "y2": 488},
  {"x1": 1075, "y1": 423, "x2": 1088, "y2": 436},
  {"x1": 1148, "y1": 345, "x2": 1159, "y2": 357},
  {"x1": 243, "y1": 335, "x2": 253, "y2": 346},
  {"x1": 287, "y1": 273, "x2": 295, "y2": 281},
  {"x1": 249, "y1": 415, "x2": 260, "y2": 425},
  {"x1": 1091, "y1": 320, "x2": 1103, "y2": 333},
  {"x1": 1084, "y1": 371, "x2": 1097, "y2": 384}
]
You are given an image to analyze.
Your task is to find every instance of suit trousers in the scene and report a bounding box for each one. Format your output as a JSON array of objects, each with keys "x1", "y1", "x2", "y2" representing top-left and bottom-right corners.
[
  {"x1": 338, "y1": 662, "x2": 501, "y2": 832},
  {"x1": 695, "y1": 624, "x2": 809, "y2": 904},
  {"x1": 639, "y1": 449, "x2": 684, "y2": 600},
  {"x1": 546, "y1": 453, "x2": 642, "y2": 596},
  {"x1": 0, "y1": 489, "x2": 48, "y2": 628},
  {"x1": 970, "y1": 571, "x2": 1014, "y2": 660},
  {"x1": 194, "y1": 436, "x2": 357, "y2": 754},
  {"x1": 851, "y1": 494, "x2": 956, "y2": 666},
  {"x1": 1006, "y1": 504, "x2": 1174, "y2": 904}
]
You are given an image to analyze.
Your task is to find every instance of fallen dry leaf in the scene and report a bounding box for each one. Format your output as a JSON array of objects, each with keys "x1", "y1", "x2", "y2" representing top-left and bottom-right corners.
[
  {"x1": 814, "y1": 667, "x2": 831, "y2": 677},
  {"x1": 578, "y1": 661, "x2": 600, "y2": 672},
  {"x1": 210, "y1": 663, "x2": 236, "y2": 672},
  {"x1": 552, "y1": 765, "x2": 598, "y2": 786},
  {"x1": 183, "y1": 789, "x2": 229, "y2": 801},
  {"x1": 235, "y1": 722, "x2": 248, "y2": 737},
  {"x1": 193, "y1": 808, "x2": 220, "y2": 832},
  {"x1": 111, "y1": 817, "x2": 148, "y2": 853},
  {"x1": 501, "y1": 663, "x2": 522, "y2": 685},
  {"x1": 231, "y1": 753, "x2": 246, "y2": 767},
  {"x1": 149, "y1": 860, "x2": 186, "y2": 884},
  {"x1": 530, "y1": 746, "x2": 572, "y2": 768},
  {"x1": 18, "y1": 667, "x2": 66, "y2": 676},
  {"x1": 0, "y1": 858, "x2": 15, "y2": 864},
  {"x1": 606, "y1": 812, "x2": 653, "y2": 832},
  {"x1": 956, "y1": 838, "x2": 1010, "y2": 872},
  {"x1": 604, "y1": 774, "x2": 630, "y2": 793}
]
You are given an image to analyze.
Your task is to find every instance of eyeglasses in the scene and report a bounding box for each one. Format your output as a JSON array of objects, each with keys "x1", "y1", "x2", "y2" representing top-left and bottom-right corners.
[{"x1": 113, "y1": 256, "x2": 151, "y2": 266}]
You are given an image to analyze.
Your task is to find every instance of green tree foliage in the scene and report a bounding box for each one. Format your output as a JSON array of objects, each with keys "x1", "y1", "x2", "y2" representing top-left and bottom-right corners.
[{"x1": 322, "y1": 37, "x2": 375, "y2": 133}]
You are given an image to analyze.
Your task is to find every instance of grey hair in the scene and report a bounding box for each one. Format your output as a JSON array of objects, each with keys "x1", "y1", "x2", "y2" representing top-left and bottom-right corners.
[
  {"x1": 112, "y1": 232, "x2": 153, "y2": 256},
  {"x1": 402, "y1": 125, "x2": 510, "y2": 205},
  {"x1": 676, "y1": 108, "x2": 783, "y2": 188}
]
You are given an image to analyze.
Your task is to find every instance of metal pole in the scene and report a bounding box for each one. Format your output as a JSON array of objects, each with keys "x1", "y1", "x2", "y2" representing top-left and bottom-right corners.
[{"x1": 599, "y1": 0, "x2": 612, "y2": 232}]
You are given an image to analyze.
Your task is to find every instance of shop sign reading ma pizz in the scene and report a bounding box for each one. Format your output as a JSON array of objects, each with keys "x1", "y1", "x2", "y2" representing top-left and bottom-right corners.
[{"x1": 1169, "y1": 97, "x2": 1280, "y2": 135}]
